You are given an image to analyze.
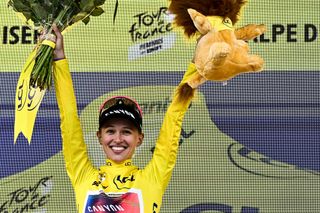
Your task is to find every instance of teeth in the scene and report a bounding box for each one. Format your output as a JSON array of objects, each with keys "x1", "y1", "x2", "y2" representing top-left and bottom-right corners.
[{"x1": 112, "y1": 147, "x2": 125, "y2": 151}]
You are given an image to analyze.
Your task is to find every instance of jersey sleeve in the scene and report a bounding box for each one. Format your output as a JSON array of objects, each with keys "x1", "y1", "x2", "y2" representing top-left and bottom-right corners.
[
  {"x1": 53, "y1": 59, "x2": 95, "y2": 187},
  {"x1": 144, "y1": 63, "x2": 198, "y2": 192}
]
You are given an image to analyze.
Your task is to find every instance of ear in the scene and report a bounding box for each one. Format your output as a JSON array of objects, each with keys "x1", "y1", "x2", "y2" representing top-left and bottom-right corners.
[
  {"x1": 96, "y1": 130, "x2": 102, "y2": 145},
  {"x1": 187, "y1": 8, "x2": 212, "y2": 35},
  {"x1": 234, "y1": 24, "x2": 267, "y2": 41},
  {"x1": 136, "y1": 133, "x2": 144, "y2": 147}
]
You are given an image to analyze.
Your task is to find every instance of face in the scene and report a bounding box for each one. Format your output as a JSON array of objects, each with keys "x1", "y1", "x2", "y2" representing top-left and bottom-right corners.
[{"x1": 97, "y1": 117, "x2": 144, "y2": 163}]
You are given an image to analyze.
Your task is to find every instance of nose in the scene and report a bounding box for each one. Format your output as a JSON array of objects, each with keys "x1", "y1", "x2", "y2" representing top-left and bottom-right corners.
[{"x1": 113, "y1": 132, "x2": 122, "y2": 143}]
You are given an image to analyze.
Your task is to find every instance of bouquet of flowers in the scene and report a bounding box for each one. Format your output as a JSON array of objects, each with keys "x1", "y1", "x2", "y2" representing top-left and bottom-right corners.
[{"x1": 8, "y1": 0, "x2": 106, "y2": 90}]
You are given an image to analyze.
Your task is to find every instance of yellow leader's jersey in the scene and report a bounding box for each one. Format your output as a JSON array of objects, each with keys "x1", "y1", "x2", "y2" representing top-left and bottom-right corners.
[{"x1": 53, "y1": 59, "x2": 196, "y2": 213}]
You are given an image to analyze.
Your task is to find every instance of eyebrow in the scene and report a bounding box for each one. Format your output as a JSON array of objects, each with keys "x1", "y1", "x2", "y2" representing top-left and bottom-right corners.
[{"x1": 103, "y1": 124, "x2": 135, "y2": 130}]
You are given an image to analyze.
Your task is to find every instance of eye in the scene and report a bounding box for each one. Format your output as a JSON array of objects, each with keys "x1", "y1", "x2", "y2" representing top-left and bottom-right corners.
[
  {"x1": 122, "y1": 129, "x2": 132, "y2": 135},
  {"x1": 105, "y1": 128, "x2": 115, "y2": 134}
]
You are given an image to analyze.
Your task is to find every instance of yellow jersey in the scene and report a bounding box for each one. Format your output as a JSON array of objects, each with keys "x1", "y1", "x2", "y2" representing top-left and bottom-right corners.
[{"x1": 53, "y1": 59, "x2": 196, "y2": 213}]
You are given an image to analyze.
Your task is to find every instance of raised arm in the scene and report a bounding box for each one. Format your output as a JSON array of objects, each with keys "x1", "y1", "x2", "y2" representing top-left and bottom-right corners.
[
  {"x1": 144, "y1": 62, "x2": 198, "y2": 192},
  {"x1": 52, "y1": 25, "x2": 95, "y2": 187}
]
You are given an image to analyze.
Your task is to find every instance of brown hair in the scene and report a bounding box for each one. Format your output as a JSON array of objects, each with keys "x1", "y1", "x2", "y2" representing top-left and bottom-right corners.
[{"x1": 168, "y1": 0, "x2": 247, "y2": 37}]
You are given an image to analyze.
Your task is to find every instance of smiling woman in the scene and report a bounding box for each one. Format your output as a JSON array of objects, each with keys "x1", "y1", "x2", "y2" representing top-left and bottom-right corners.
[
  {"x1": 97, "y1": 96, "x2": 144, "y2": 163},
  {"x1": 52, "y1": 22, "x2": 198, "y2": 212},
  {"x1": 98, "y1": 117, "x2": 143, "y2": 163},
  {"x1": 2, "y1": 0, "x2": 320, "y2": 212}
]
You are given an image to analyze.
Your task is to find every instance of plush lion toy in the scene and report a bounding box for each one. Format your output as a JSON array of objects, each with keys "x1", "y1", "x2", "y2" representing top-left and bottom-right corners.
[{"x1": 169, "y1": 0, "x2": 266, "y2": 90}]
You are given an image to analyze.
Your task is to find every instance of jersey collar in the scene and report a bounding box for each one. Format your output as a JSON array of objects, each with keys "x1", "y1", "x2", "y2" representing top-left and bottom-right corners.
[{"x1": 105, "y1": 159, "x2": 133, "y2": 168}]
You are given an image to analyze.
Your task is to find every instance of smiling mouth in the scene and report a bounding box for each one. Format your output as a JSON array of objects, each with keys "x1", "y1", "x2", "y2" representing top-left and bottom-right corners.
[{"x1": 110, "y1": 146, "x2": 127, "y2": 153}]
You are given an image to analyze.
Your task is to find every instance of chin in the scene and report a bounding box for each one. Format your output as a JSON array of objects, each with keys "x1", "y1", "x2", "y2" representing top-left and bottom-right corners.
[{"x1": 110, "y1": 155, "x2": 128, "y2": 163}]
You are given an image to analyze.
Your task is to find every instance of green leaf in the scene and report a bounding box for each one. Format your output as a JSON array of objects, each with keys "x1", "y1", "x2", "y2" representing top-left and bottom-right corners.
[
  {"x1": 22, "y1": 11, "x2": 32, "y2": 20},
  {"x1": 82, "y1": 16, "x2": 90, "y2": 25},
  {"x1": 9, "y1": 0, "x2": 32, "y2": 13},
  {"x1": 80, "y1": 0, "x2": 95, "y2": 12},
  {"x1": 90, "y1": 7, "x2": 104, "y2": 16},
  {"x1": 94, "y1": 0, "x2": 106, "y2": 6},
  {"x1": 71, "y1": 11, "x2": 88, "y2": 23},
  {"x1": 30, "y1": 3, "x2": 48, "y2": 20}
]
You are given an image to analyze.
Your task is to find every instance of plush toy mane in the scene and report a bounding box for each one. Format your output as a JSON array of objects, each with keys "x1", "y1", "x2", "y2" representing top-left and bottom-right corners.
[{"x1": 168, "y1": 0, "x2": 247, "y2": 37}]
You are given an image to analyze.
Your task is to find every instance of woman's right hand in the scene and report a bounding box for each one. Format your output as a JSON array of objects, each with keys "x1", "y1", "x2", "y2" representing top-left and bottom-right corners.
[{"x1": 52, "y1": 24, "x2": 65, "y2": 60}]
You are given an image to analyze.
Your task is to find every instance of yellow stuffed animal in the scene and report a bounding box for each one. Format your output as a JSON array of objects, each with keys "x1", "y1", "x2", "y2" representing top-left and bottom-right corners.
[
  {"x1": 169, "y1": 0, "x2": 266, "y2": 89},
  {"x1": 187, "y1": 8, "x2": 266, "y2": 88}
]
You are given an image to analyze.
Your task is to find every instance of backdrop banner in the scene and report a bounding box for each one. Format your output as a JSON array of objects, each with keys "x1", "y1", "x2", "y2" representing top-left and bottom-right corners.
[
  {"x1": 1, "y1": 0, "x2": 319, "y2": 72},
  {"x1": 1, "y1": 0, "x2": 319, "y2": 212}
]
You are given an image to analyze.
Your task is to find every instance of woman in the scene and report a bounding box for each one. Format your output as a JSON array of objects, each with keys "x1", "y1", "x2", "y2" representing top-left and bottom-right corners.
[{"x1": 52, "y1": 25, "x2": 197, "y2": 212}]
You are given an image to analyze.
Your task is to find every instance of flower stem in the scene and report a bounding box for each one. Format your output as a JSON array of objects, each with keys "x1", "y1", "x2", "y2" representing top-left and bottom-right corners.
[{"x1": 30, "y1": 5, "x2": 72, "y2": 90}]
